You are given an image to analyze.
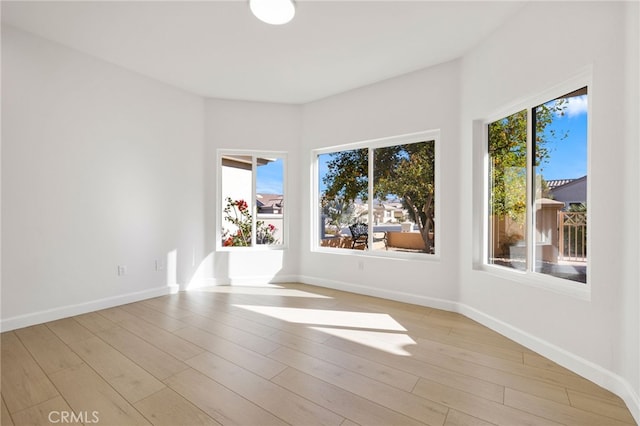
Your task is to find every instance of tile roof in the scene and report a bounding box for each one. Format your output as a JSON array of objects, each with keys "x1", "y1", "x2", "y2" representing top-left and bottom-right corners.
[
  {"x1": 257, "y1": 194, "x2": 283, "y2": 208},
  {"x1": 546, "y1": 178, "x2": 575, "y2": 190}
]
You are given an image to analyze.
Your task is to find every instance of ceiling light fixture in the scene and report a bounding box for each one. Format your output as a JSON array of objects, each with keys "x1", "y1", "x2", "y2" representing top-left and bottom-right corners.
[{"x1": 250, "y1": 0, "x2": 295, "y2": 25}]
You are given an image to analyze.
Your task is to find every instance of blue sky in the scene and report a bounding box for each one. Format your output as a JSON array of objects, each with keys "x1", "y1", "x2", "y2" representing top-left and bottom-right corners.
[
  {"x1": 536, "y1": 95, "x2": 588, "y2": 181},
  {"x1": 256, "y1": 158, "x2": 284, "y2": 194},
  {"x1": 317, "y1": 153, "x2": 331, "y2": 193}
]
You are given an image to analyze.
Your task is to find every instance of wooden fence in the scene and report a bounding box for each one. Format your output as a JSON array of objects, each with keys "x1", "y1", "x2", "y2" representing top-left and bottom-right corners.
[{"x1": 558, "y1": 211, "x2": 587, "y2": 261}]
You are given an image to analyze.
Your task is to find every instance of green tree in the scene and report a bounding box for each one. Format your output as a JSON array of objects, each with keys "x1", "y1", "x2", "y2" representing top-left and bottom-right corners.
[
  {"x1": 321, "y1": 142, "x2": 435, "y2": 253},
  {"x1": 488, "y1": 100, "x2": 568, "y2": 221},
  {"x1": 488, "y1": 109, "x2": 528, "y2": 222},
  {"x1": 322, "y1": 148, "x2": 369, "y2": 201}
]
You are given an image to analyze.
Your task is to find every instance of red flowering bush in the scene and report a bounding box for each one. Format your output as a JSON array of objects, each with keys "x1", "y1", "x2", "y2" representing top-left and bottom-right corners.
[{"x1": 222, "y1": 197, "x2": 277, "y2": 246}]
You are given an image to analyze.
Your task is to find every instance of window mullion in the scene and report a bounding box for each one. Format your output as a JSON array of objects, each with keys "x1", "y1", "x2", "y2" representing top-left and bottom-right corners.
[
  {"x1": 526, "y1": 108, "x2": 534, "y2": 272},
  {"x1": 368, "y1": 148, "x2": 374, "y2": 250},
  {"x1": 251, "y1": 156, "x2": 257, "y2": 247}
]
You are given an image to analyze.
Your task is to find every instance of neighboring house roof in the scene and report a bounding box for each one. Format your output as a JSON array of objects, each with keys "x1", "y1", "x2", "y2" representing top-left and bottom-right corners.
[
  {"x1": 257, "y1": 194, "x2": 284, "y2": 212},
  {"x1": 548, "y1": 176, "x2": 587, "y2": 208},
  {"x1": 548, "y1": 175, "x2": 587, "y2": 191},
  {"x1": 376, "y1": 203, "x2": 403, "y2": 211},
  {"x1": 546, "y1": 178, "x2": 576, "y2": 190},
  {"x1": 536, "y1": 197, "x2": 565, "y2": 206}
]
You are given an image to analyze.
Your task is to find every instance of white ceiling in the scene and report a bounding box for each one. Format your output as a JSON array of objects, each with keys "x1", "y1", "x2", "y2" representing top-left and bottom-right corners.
[{"x1": 1, "y1": 1, "x2": 526, "y2": 104}]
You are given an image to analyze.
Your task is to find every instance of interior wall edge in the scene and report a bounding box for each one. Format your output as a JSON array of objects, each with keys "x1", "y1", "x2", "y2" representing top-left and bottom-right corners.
[{"x1": 0, "y1": 285, "x2": 177, "y2": 333}]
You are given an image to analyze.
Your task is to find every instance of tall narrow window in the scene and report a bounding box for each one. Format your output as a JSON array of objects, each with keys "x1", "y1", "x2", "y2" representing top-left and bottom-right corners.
[
  {"x1": 488, "y1": 110, "x2": 528, "y2": 271},
  {"x1": 533, "y1": 88, "x2": 588, "y2": 282},
  {"x1": 487, "y1": 88, "x2": 588, "y2": 283},
  {"x1": 316, "y1": 131, "x2": 438, "y2": 257},
  {"x1": 220, "y1": 152, "x2": 285, "y2": 248}
]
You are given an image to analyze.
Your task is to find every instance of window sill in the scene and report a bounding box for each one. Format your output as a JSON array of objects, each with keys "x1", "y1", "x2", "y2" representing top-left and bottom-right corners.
[
  {"x1": 217, "y1": 245, "x2": 287, "y2": 252},
  {"x1": 313, "y1": 246, "x2": 440, "y2": 262},
  {"x1": 478, "y1": 264, "x2": 591, "y2": 301}
]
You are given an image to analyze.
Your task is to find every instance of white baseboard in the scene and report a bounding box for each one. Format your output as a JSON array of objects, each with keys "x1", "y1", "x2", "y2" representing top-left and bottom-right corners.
[
  {"x1": 457, "y1": 303, "x2": 640, "y2": 425},
  {"x1": 187, "y1": 275, "x2": 300, "y2": 289},
  {"x1": 297, "y1": 274, "x2": 640, "y2": 425},
  {"x1": 297, "y1": 275, "x2": 458, "y2": 312},
  {"x1": 623, "y1": 383, "x2": 640, "y2": 425},
  {"x1": 0, "y1": 285, "x2": 176, "y2": 332},
  {"x1": 184, "y1": 277, "x2": 220, "y2": 290}
]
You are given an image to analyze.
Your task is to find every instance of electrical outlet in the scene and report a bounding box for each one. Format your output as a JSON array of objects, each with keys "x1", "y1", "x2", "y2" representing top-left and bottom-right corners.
[{"x1": 117, "y1": 265, "x2": 127, "y2": 276}]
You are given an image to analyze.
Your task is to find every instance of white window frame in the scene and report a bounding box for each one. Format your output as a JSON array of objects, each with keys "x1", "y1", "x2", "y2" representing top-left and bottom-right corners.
[
  {"x1": 216, "y1": 149, "x2": 288, "y2": 251},
  {"x1": 312, "y1": 130, "x2": 440, "y2": 260},
  {"x1": 476, "y1": 71, "x2": 592, "y2": 299}
]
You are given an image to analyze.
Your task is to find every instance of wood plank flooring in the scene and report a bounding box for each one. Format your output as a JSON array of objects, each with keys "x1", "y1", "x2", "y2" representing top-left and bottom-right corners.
[{"x1": 1, "y1": 283, "x2": 637, "y2": 425}]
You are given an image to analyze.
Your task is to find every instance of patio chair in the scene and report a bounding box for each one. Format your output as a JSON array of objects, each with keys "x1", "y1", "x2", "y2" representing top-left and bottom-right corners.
[{"x1": 349, "y1": 223, "x2": 368, "y2": 249}]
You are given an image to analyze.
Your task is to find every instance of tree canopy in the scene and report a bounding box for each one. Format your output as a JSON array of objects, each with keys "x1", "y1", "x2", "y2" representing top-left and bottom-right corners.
[{"x1": 488, "y1": 100, "x2": 568, "y2": 221}]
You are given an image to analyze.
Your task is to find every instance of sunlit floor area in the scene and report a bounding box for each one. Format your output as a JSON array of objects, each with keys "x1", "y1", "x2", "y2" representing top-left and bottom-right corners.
[{"x1": 1, "y1": 283, "x2": 636, "y2": 425}]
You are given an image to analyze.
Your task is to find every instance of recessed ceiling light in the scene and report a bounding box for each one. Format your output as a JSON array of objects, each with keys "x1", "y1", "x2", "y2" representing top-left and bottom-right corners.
[{"x1": 249, "y1": 0, "x2": 296, "y2": 25}]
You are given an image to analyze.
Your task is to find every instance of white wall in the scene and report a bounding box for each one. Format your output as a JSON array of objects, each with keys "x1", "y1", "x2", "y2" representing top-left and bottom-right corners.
[
  {"x1": 299, "y1": 59, "x2": 461, "y2": 308},
  {"x1": 1, "y1": 26, "x2": 205, "y2": 330},
  {"x1": 1, "y1": 2, "x2": 638, "y2": 420},
  {"x1": 194, "y1": 99, "x2": 301, "y2": 287},
  {"x1": 625, "y1": 2, "x2": 640, "y2": 418},
  {"x1": 459, "y1": 1, "x2": 639, "y2": 418}
]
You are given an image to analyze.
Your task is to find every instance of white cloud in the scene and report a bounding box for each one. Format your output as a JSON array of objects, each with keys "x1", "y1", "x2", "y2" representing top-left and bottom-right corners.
[{"x1": 557, "y1": 94, "x2": 588, "y2": 118}]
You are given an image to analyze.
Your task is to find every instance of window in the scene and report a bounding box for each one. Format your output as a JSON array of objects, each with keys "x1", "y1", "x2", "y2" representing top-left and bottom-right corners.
[
  {"x1": 218, "y1": 151, "x2": 286, "y2": 248},
  {"x1": 487, "y1": 87, "x2": 588, "y2": 283},
  {"x1": 316, "y1": 131, "x2": 438, "y2": 257}
]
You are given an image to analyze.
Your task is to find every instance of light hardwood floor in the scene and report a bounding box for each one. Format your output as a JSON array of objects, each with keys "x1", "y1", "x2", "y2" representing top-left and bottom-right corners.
[{"x1": 1, "y1": 283, "x2": 637, "y2": 426}]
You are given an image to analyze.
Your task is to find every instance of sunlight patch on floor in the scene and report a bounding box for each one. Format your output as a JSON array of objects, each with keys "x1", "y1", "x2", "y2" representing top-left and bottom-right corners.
[
  {"x1": 232, "y1": 302, "x2": 417, "y2": 356},
  {"x1": 311, "y1": 327, "x2": 416, "y2": 356},
  {"x1": 234, "y1": 305, "x2": 407, "y2": 331}
]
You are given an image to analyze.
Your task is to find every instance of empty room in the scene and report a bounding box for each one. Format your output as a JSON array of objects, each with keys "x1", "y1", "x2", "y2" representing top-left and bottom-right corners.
[{"x1": 2, "y1": 1, "x2": 639, "y2": 425}]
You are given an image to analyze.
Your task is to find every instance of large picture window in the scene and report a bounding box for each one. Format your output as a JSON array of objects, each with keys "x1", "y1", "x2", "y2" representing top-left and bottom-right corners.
[
  {"x1": 487, "y1": 87, "x2": 588, "y2": 283},
  {"x1": 218, "y1": 151, "x2": 286, "y2": 249},
  {"x1": 316, "y1": 131, "x2": 438, "y2": 256}
]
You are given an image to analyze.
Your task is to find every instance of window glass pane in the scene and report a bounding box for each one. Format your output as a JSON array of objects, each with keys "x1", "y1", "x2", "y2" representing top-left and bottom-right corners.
[
  {"x1": 220, "y1": 154, "x2": 285, "y2": 248},
  {"x1": 372, "y1": 141, "x2": 435, "y2": 254},
  {"x1": 318, "y1": 148, "x2": 368, "y2": 250},
  {"x1": 488, "y1": 110, "x2": 528, "y2": 271},
  {"x1": 221, "y1": 155, "x2": 254, "y2": 247},
  {"x1": 256, "y1": 157, "x2": 284, "y2": 245},
  {"x1": 533, "y1": 88, "x2": 587, "y2": 283}
]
